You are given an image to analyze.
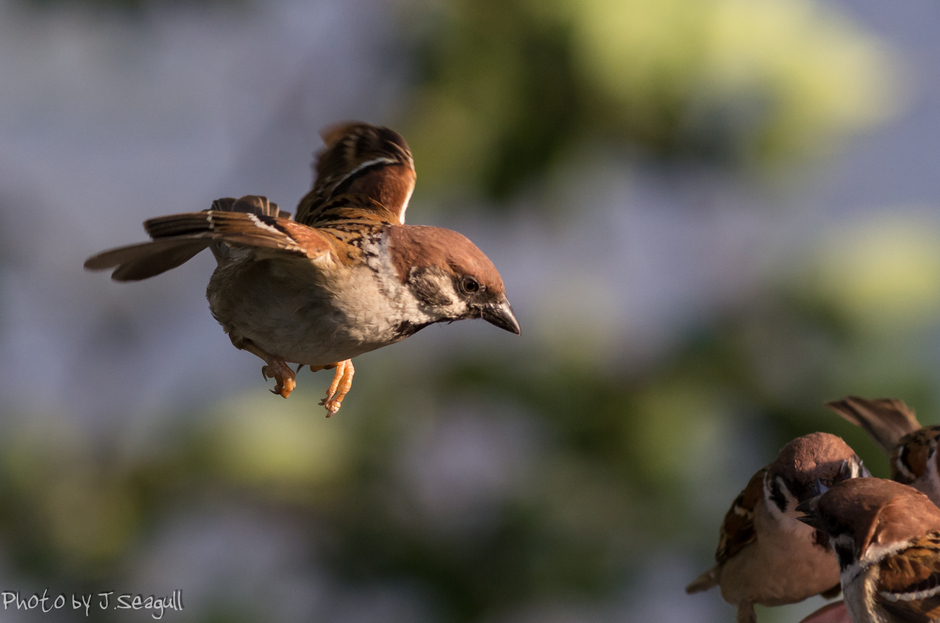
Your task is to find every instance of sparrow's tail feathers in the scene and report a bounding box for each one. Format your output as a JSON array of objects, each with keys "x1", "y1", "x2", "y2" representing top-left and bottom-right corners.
[
  {"x1": 685, "y1": 566, "x2": 718, "y2": 594},
  {"x1": 825, "y1": 396, "x2": 921, "y2": 454}
]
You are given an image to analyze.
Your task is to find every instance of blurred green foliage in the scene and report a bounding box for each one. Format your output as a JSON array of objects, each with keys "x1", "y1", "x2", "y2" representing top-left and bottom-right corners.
[{"x1": 402, "y1": 0, "x2": 899, "y2": 200}]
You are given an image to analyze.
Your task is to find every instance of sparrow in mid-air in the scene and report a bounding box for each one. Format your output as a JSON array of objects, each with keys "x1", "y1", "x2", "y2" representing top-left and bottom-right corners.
[
  {"x1": 84, "y1": 122, "x2": 520, "y2": 416},
  {"x1": 686, "y1": 432, "x2": 868, "y2": 623},
  {"x1": 827, "y1": 396, "x2": 940, "y2": 504},
  {"x1": 798, "y1": 477, "x2": 940, "y2": 623}
]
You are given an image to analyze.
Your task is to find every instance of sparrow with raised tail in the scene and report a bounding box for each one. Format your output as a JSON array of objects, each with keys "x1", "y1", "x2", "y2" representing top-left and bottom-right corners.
[
  {"x1": 826, "y1": 396, "x2": 940, "y2": 504},
  {"x1": 84, "y1": 123, "x2": 520, "y2": 416},
  {"x1": 798, "y1": 477, "x2": 940, "y2": 623},
  {"x1": 686, "y1": 432, "x2": 869, "y2": 623}
]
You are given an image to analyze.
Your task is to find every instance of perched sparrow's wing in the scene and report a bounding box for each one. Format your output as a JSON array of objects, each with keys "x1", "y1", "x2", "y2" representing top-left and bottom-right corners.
[
  {"x1": 716, "y1": 468, "x2": 766, "y2": 564},
  {"x1": 296, "y1": 122, "x2": 416, "y2": 226},
  {"x1": 876, "y1": 532, "x2": 940, "y2": 622},
  {"x1": 826, "y1": 396, "x2": 921, "y2": 455},
  {"x1": 84, "y1": 195, "x2": 331, "y2": 281},
  {"x1": 685, "y1": 468, "x2": 765, "y2": 594}
]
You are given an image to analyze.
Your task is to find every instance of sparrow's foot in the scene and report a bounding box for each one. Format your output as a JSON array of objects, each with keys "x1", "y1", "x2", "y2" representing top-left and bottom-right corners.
[
  {"x1": 312, "y1": 359, "x2": 355, "y2": 417},
  {"x1": 229, "y1": 335, "x2": 297, "y2": 399},
  {"x1": 262, "y1": 358, "x2": 297, "y2": 398}
]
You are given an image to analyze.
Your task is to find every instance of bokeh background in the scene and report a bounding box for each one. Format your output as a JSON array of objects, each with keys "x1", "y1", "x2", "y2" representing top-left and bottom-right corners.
[{"x1": 1, "y1": 0, "x2": 939, "y2": 621}]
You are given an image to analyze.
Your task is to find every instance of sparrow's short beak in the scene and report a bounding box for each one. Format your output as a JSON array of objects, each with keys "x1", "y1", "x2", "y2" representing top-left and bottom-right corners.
[
  {"x1": 483, "y1": 299, "x2": 521, "y2": 335},
  {"x1": 795, "y1": 497, "x2": 822, "y2": 529}
]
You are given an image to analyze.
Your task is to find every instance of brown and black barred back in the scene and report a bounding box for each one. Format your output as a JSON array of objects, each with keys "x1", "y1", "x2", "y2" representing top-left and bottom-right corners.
[
  {"x1": 295, "y1": 122, "x2": 416, "y2": 227},
  {"x1": 894, "y1": 427, "x2": 940, "y2": 485},
  {"x1": 878, "y1": 531, "x2": 940, "y2": 621}
]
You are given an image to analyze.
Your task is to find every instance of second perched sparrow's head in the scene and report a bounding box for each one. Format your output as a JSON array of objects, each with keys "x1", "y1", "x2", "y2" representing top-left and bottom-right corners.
[
  {"x1": 388, "y1": 225, "x2": 520, "y2": 335},
  {"x1": 797, "y1": 478, "x2": 940, "y2": 570},
  {"x1": 765, "y1": 432, "x2": 869, "y2": 519}
]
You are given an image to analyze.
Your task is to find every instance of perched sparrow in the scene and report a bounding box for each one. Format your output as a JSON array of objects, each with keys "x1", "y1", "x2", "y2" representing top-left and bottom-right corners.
[
  {"x1": 827, "y1": 396, "x2": 940, "y2": 504},
  {"x1": 84, "y1": 122, "x2": 520, "y2": 416},
  {"x1": 686, "y1": 432, "x2": 869, "y2": 623},
  {"x1": 797, "y1": 478, "x2": 940, "y2": 623}
]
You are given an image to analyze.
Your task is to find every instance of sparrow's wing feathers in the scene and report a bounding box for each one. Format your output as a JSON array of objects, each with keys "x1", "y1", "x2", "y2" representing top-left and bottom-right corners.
[
  {"x1": 685, "y1": 468, "x2": 765, "y2": 594},
  {"x1": 84, "y1": 195, "x2": 331, "y2": 282},
  {"x1": 877, "y1": 533, "x2": 940, "y2": 623},
  {"x1": 209, "y1": 195, "x2": 292, "y2": 219},
  {"x1": 716, "y1": 468, "x2": 767, "y2": 564},
  {"x1": 83, "y1": 237, "x2": 213, "y2": 281},
  {"x1": 296, "y1": 122, "x2": 416, "y2": 227},
  {"x1": 826, "y1": 396, "x2": 921, "y2": 455}
]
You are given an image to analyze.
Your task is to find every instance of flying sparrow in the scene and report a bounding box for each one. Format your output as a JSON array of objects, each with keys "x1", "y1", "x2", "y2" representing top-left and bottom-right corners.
[
  {"x1": 686, "y1": 432, "x2": 869, "y2": 623},
  {"x1": 826, "y1": 396, "x2": 940, "y2": 504},
  {"x1": 797, "y1": 477, "x2": 940, "y2": 623},
  {"x1": 84, "y1": 122, "x2": 520, "y2": 416}
]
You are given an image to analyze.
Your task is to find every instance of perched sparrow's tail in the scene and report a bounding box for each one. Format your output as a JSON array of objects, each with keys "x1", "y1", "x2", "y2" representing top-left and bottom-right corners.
[
  {"x1": 825, "y1": 396, "x2": 921, "y2": 454},
  {"x1": 84, "y1": 196, "x2": 327, "y2": 282},
  {"x1": 685, "y1": 566, "x2": 719, "y2": 593}
]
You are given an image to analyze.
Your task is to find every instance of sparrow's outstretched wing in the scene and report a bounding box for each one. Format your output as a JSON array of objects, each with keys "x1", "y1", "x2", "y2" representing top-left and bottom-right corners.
[
  {"x1": 84, "y1": 195, "x2": 331, "y2": 281},
  {"x1": 296, "y1": 122, "x2": 416, "y2": 227}
]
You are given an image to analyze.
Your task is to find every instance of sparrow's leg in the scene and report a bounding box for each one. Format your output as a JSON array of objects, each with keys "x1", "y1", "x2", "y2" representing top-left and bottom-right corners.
[
  {"x1": 310, "y1": 359, "x2": 355, "y2": 417},
  {"x1": 230, "y1": 336, "x2": 296, "y2": 398}
]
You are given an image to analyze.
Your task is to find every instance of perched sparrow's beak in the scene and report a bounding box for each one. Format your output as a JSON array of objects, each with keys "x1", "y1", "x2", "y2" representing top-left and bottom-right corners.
[
  {"x1": 796, "y1": 497, "x2": 822, "y2": 529},
  {"x1": 483, "y1": 299, "x2": 521, "y2": 335}
]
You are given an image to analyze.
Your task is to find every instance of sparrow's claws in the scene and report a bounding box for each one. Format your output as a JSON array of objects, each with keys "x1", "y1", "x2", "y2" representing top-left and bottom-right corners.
[{"x1": 261, "y1": 359, "x2": 296, "y2": 399}]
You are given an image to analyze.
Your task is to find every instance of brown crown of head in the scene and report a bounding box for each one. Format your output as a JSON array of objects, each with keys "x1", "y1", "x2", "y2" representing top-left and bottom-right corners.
[
  {"x1": 388, "y1": 225, "x2": 506, "y2": 296},
  {"x1": 768, "y1": 432, "x2": 861, "y2": 500},
  {"x1": 811, "y1": 478, "x2": 940, "y2": 549}
]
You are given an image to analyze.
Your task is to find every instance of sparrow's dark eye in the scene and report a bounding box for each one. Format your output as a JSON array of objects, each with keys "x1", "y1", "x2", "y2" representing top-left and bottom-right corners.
[{"x1": 461, "y1": 276, "x2": 481, "y2": 294}]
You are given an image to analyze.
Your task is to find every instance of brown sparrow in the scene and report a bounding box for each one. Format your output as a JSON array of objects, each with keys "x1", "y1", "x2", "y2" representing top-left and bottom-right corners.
[
  {"x1": 826, "y1": 396, "x2": 940, "y2": 504},
  {"x1": 84, "y1": 122, "x2": 520, "y2": 416},
  {"x1": 798, "y1": 477, "x2": 940, "y2": 623},
  {"x1": 686, "y1": 432, "x2": 869, "y2": 623}
]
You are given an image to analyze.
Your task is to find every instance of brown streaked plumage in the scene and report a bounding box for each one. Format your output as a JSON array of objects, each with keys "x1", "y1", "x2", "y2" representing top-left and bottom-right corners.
[
  {"x1": 797, "y1": 478, "x2": 940, "y2": 623},
  {"x1": 827, "y1": 396, "x2": 940, "y2": 505},
  {"x1": 296, "y1": 121, "x2": 415, "y2": 226},
  {"x1": 84, "y1": 122, "x2": 519, "y2": 416},
  {"x1": 686, "y1": 432, "x2": 868, "y2": 623}
]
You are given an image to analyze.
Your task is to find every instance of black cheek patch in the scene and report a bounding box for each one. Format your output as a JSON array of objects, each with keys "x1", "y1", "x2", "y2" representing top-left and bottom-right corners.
[
  {"x1": 409, "y1": 267, "x2": 452, "y2": 308},
  {"x1": 834, "y1": 543, "x2": 855, "y2": 570},
  {"x1": 768, "y1": 478, "x2": 788, "y2": 513}
]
